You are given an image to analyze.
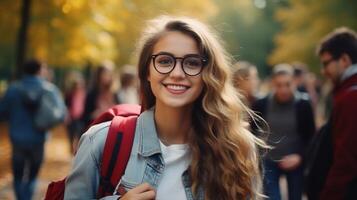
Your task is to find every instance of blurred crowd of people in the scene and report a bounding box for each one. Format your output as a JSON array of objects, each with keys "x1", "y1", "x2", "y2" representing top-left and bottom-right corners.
[
  {"x1": 233, "y1": 27, "x2": 357, "y2": 200},
  {"x1": 0, "y1": 59, "x2": 140, "y2": 200},
  {"x1": 64, "y1": 62, "x2": 140, "y2": 153}
]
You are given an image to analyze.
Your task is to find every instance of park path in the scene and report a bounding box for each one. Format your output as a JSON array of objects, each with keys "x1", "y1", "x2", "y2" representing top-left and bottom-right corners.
[{"x1": 0, "y1": 123, "x2": 72, "y2": 200}]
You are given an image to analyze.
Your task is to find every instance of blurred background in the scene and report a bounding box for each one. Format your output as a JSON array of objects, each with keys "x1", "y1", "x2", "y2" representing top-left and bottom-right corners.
[{"x1": 0, "y1": 0, "x2": 356, "y2": 199}]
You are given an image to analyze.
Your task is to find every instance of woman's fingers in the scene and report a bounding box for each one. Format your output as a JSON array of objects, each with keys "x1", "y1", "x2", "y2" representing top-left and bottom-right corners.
[
  {"x1": 130, "y1": 183, "x2": 154, "y2": 193},
  {"x1": 137, "y1": 190, "x2": 156, "y2": 200},
  {"x1": 120, "y1": 183, "x2": 156, "y2": 200}
]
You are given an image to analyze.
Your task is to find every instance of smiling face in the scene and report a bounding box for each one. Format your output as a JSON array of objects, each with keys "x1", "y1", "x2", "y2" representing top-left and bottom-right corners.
[{"x1": 147, "y1": 31, "x2": 204, "y2": 109}]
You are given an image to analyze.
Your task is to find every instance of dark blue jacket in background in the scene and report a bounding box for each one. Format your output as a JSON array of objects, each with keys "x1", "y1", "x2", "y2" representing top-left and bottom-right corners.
[{"x1": 0, "y1": 75, "x2": 65, "y2": 147}]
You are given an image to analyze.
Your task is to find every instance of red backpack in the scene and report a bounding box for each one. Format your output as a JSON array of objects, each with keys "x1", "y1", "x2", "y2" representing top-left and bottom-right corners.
[{"x1": 44, "y1": 104, "x2": 141, "y2": 200}]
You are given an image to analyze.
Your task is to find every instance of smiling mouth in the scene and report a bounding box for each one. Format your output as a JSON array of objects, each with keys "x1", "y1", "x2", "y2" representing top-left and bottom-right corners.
[{"x1": 163, "y1": 83, "x2": 190, "y2": 94}]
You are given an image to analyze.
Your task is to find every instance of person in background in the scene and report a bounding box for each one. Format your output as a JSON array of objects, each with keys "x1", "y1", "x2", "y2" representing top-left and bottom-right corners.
[
  {"x1": 0, "y1": 59, "x2": 65, "y2": 200},
  {"x1": 292, "y1": 62, "x2": 308, "y2": 93},
  {"x1": 292, "y1": 62, "x2": 319, "y2": 109},
  {"x1": 253, "y1": 64, "x2": 315, "y2": 200},
  {"x1": 82, "y1": 62, "x2": 119, "y2": 129},
  {"x1": 64, "y1": 71, "x2": 86, "y2": 154},
  {"x1": 117, "y1": 67, "x2": 139, "y2": 104},
  {"x1": 40, "y1": 65, "x2": 55, "y2": 83},
  {"x1": 233, "y1": 61, "x2": 260, "y2": 107},
  {"x1": 316, "y1": 27, "x2": 357, "y2": 200}
]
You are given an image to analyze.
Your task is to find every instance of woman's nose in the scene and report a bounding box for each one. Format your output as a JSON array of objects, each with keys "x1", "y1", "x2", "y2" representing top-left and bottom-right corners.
[{"x1": 169, "y1": 60, "x2": 186, "y2": 78}]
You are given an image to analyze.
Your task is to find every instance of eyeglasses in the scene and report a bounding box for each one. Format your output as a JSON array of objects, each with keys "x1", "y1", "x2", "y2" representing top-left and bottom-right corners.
[
  {"x1": 151, "y1": 53, "x2": 208, "y2": 76},
  {"x1": 321, "y1": 58, "x2": 336, "y2": 68}
]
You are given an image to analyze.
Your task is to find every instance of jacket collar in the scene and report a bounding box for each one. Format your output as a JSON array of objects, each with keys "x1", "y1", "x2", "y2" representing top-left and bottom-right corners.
[
  {"x1": 137, "y1": 107, "x2": 162, "y2": 157},
  {"x1": 341, "y1": 64, "x2": 357, "y2": 82},
  {"x1": 334, "y1": 64, "x2": 357, "y2": 93}
]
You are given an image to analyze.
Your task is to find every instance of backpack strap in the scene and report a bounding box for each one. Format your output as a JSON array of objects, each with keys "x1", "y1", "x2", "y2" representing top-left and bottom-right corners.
[{"x1": 97, "y1": 115, "x2": 138, "y2": 198}]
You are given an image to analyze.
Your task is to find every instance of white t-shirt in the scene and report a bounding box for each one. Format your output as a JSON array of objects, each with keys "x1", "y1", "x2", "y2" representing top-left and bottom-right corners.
[{"x1": 156, "y1": 140, "x2": 191, "y2": 200}]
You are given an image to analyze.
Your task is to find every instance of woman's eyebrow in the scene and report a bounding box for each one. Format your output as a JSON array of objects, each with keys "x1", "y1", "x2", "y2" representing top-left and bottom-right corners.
[
  {"x1": 153, "y1": 51, "x2": 201, "y2": 57},
  {"x1": 153, "y1": 51, "x2": 172, "y2": 55}
]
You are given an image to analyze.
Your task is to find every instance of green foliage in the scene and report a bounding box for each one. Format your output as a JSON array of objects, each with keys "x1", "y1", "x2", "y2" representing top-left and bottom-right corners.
[
  {"x1": 0, "y1": 0, "x2": 216, "y2": 77},
  {"x1": 210, "y1": 0, "x2": 284, "y2": 76},
  {"x1": 1, "y1": 0, "x2": 356, "y2": 79},
  {"x1": 269, "y1": 0, "x2": 357, "y2": 73}
]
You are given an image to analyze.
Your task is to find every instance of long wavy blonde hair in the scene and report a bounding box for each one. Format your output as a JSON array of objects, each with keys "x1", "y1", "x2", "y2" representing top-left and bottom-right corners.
[{"x1": 136, "y1": 15, "x2": 266, "y2": 200}]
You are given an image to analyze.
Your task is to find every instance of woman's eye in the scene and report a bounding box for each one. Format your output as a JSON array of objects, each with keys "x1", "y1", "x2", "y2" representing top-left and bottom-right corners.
[
  {"x1": 159, "y1": 59, "x2": 172, "y2": 64},
  {"x1": 157, "y1": 56, "x2": 173, "y2": 66},
  {"x1": 185, "y1": 58, "x2": 201, "y2": 68}
]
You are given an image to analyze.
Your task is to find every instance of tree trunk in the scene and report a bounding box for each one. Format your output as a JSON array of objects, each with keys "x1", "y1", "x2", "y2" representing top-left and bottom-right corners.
[{"x1": 15, "y1": 0, "x2": 31, "y2": 79}]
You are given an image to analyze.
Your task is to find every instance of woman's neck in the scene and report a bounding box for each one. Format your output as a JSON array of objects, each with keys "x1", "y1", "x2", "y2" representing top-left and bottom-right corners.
[{"x1": 154, "y1": 103, "x2": 193, "y2": 145}]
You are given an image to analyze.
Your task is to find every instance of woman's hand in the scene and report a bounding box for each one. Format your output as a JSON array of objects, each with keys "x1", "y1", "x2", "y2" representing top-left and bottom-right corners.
[
  {"x1": 278, "y1": 154, "x2": 302, "y2": 171},
  {"x1": 120, "y1": 183, "x2": 156, "y2": 200}
]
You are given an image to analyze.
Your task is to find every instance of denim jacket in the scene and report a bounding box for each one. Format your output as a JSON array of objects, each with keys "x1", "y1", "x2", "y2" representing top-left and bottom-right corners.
[{"x1": 64, "y1": 108, "x2": 204, "y2": 200}]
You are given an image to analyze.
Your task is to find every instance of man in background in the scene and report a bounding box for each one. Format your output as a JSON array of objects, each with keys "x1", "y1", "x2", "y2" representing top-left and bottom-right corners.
[
  {"x1": 253, "y1": 64, "x2": 315, "y2": 200},
  {"x1": 316, "y1": 27, "x2": 357, "y2": 200},
  {"x1": 0, "y1": 59, "x2": 65, "y2": 200}
]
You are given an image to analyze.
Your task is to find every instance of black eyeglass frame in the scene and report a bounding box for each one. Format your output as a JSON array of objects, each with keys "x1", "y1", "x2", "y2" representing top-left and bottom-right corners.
[{"x1": 151, "y1": 52, "x2": 208, "y2": 76}]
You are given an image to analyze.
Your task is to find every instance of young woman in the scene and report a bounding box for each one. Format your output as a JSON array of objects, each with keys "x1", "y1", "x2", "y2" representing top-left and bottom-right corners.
[{"x1": 64, "y1": 15, "x2": 265, "y2": 200}]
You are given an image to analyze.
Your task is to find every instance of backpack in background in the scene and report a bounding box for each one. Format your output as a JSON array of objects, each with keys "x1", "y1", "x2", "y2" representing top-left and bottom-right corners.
[
  {"x1": 44, "y1": 104, "x2": 141, "y2": 200},
  {"x1": 34, "y1": 82, "x2": 66, "y2": 131},
  {"x1": 18, "y1": 81, "x2": 66, "y2": 131}
]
